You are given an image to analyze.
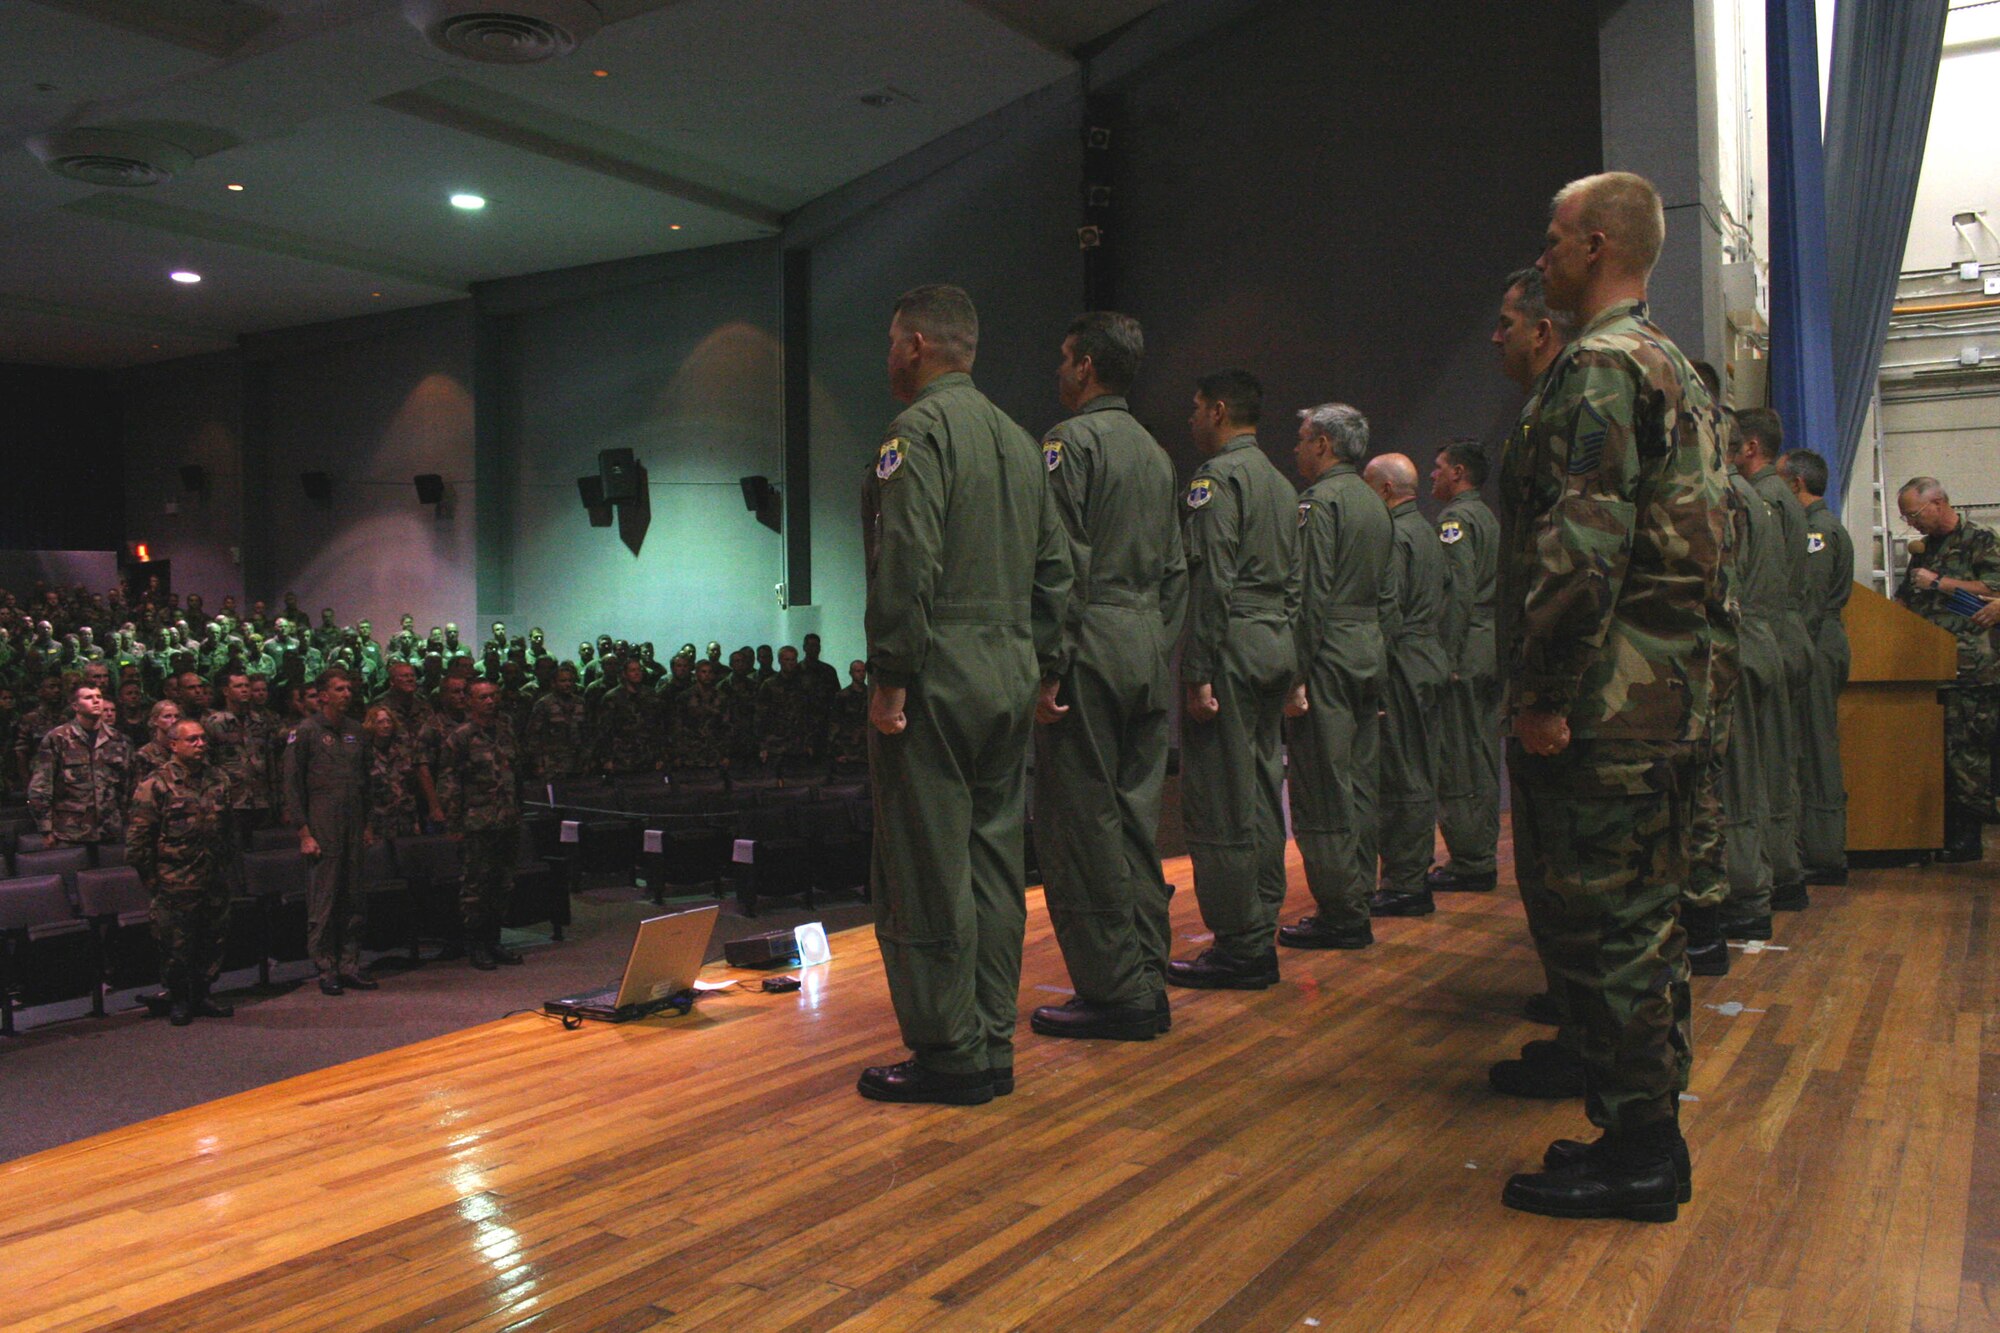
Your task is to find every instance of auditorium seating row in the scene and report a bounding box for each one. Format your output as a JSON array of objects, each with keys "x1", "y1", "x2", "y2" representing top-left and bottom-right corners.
[{"x1": 0, "y1": 827, "x2": 568, "y2": 1036}]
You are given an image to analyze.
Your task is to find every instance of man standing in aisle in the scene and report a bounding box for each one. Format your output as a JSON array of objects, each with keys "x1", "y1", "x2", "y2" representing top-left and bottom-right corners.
[
  {"x1": 1426, "y1": 440, "x2": 1502, "y2": 895},
  {"x1": 1781, "y1": 449, "x2": 1852, "y2": 884},
  {"x1": 287, "y1": 668, "x2": 376, "y2": 995},
  {"x1": 1364, "y1": 452, "x2": 1450, "y2": 918},
  {"x1": 439, "y1": 679, "x2": 523, "y2": 970},
  {"x1": 126, "y1": 719, "x2": 234, "y2": 1026},
  {"x1": 1497, "y1": 172, "x2": 1727, "y2": 1223},
  {"x1": 1029, "y1": 312, "x2": 1187, "y2": 1041},
  {"x1": 1277, "y1": 403, "x2": 1391, "y2": 951},
  {"x1": 860, "y1": 284, "x2": 1070, "y2": 1106},
  {"x1": 1166, "y1": 370, "x2": 1299, "y2": 990}
]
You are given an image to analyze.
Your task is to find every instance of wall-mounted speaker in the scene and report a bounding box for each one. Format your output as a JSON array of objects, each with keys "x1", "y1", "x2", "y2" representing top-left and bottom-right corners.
[
  {"x1": 300, "y1": 471, "x2": 332, "y2": 503},
  {"x1": 599, "y1": 447, "x2": 639, "y2": 503},
  {"x1": 414, "y1": 473, "x2": 444, "y2": 505},
  {"x1": 178, "y1": 464, "x2": 206, "y2": 492},
  {"x1": 739, "y1": 475, "x2": 772, "y2": 511},
  {"x1": 578, "y1": 475, "x2": 613, "y2": 527}
]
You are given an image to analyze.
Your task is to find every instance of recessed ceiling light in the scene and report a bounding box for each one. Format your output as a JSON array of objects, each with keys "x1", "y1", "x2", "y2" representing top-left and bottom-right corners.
[
  {"x1": 371, "y1": 291, "x2": 382, "y2": 298},
  {"x1": 669, "y1": 223, "x2": 682, "y2": 230},
  {"x1": 593, "y1": 69, "x2": 608, "y2": 77},
  {"x1": 170, "y1": 270, "x2": 201, "y2": 284},
  {"x1": 450, "y1": 193, "x2": 486, "y2": 210},
  {"x1": 226, "y1": 183, "x2": 244, "y2": 191}
]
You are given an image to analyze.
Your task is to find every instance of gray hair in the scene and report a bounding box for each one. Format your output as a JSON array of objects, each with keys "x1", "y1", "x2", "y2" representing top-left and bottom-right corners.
[
  {"x1": 1898, "y1": 476, "x2": 1947, "y2": 504},
  {"x1": 1298, "y1": 403, "x2": 1369, "y2": 464}
]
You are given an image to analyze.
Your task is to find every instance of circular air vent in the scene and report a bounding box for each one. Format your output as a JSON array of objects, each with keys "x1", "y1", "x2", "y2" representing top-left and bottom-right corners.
[
  {"x1": 404, "y1": 0, "x2": 602, "y2": 63},
  {"x1": 26, "y1": 129, "x2": 193, "y2": 187}
]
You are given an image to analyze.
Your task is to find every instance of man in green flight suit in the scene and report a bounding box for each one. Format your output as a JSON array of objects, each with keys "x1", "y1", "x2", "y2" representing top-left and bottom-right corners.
[
  {"x1": 1900, "y1": 476, "x2": 2000, "y2": 859},
  {"x1": 1028, "y1": 311, "x2": 1188, "y2": 1042},
  {"x1": 1715, "y1": 423, "x2": 1792, "y2": 943},
  {"x1": 1364, "y1": 452, "x2": 1450, "y2": 918},
  {"x1": 1781, "y1": 448, "x2": 1852, "y2": 883},
  {"x1": 1426, "y1": 440, "x2": 1502, "y2": 895},
  {"x1": 1166, "y1": 369, "x2": 1300, "y2": 990},
  {"x1": 1733, "y1": 408, "x2": 1812, "y2": 912},
  {"x1": 1497, "y1": 172, "x2": 1728, "y2": 1223},
  {"x1": 859, "y1": 284, "x2": 1071, "y2": 1106},
  {"x1": 1277, "y1": 402, "x2": 1391, "y2": 951}
]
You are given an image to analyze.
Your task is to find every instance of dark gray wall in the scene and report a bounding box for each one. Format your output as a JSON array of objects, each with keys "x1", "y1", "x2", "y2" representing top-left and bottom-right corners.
[
  {"x1": 251, "y1": 303, "x2": 477, "y2": 637},
  {"x1": 118, "y1": 350, "x2": 245, "y2": 605},
  {"x1": 1110, "y1": 0, "x2": 1602, "y2": 486},
  {"x1": 498, "y1": 243, "x2": 789, "y2": 656}
]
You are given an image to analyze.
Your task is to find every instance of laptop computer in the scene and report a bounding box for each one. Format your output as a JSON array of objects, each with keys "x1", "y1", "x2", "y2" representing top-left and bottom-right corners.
[{"x1": 544, "y1": 904, "x2": 720, "y2": 1023}]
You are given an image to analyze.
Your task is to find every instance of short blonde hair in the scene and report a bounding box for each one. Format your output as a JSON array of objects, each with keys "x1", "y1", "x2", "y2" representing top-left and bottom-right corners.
[{"x1": 1553, "y1": 172, "x2": 1666, "y2": 276}]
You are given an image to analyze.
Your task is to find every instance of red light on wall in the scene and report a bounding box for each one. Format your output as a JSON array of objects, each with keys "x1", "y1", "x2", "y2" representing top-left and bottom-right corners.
[{"x1": 134, "y1": 543, "x2": 150, "y2": 562}]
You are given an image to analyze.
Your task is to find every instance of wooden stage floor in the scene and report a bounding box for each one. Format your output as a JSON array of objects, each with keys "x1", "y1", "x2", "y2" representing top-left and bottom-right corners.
[{"x1": 5, "y1": 834, "x2": 1998, "y2": 1332}]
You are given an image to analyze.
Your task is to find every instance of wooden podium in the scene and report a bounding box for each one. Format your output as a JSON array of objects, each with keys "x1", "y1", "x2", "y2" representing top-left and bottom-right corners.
[{"x1": 1839, "y1": 582, "x2": 1958, "y2": 853}]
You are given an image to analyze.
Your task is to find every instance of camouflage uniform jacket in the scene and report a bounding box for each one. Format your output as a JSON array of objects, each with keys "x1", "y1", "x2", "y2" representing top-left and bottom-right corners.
[
  {"x1": 201, "y1": 708, "x2": 271, "y2": 811},
  {"x1": 720, "y1": 672, "x2": 763, "y2": 762},
  {"x1": 29, "y1": 720, "x2": 132, "y2": 843},
  {"x1": 381, "y1": 689, "x2": 432, "y2": 735},
  {"x1": 13, "y1": 702, "x2": 65, "y2": 782},
  {"x1": 415, "y1": 707, "x2": 468, "y2": 787},
  {"x1": 367, "y1": 736, "x2": 421, "y2": 839},
  {"x1": 439, "y1": 718, "x2": 521, "y2": 833},
  {"x1": 595, "y1": 686, "x2": 665, "y2": 771},
  {"x1": 125, "y1": 757, "x2": 231, "y2": 891},
  {"x1": 828, "y1": 682, "x2": 868, "y2": 761},
  {"x1": 524, "y1": 691, "x2": 590, "y2": 778},
  {"x1": 1499, "y1": 297, "x2": 1728, "y2": 741},
  {"x1": 672, "y1": 682, "x2": 730, "y2": 769},
  {"x1": 132, "y1": 738, "x2": 174, "y2": 789},
  {"x1": 757, "y1": 671, "x2": 818, "y2": 758},
  {"x1": 1896, "y1": 518, "x2": 2000, "y2": 685}
]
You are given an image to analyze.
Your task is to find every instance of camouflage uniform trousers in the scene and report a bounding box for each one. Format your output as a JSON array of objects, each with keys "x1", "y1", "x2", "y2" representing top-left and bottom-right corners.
[
  {"x1": 152, "y1": 880, "x2": 232, "y2": 990},
  {"x1": 460, "y1": 827, "x2": 516, "y2": 942},
  {"x1": 1508, "y1": 737, "x2": 1695, "y2": 1135},
  {"x1": 1944, "y1": 684, "x2": 2000, "y2": 817}
]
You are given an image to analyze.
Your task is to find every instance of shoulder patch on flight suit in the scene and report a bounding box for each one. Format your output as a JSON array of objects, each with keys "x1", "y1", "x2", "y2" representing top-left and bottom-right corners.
[
  {"x1": 1440, "y1": 518, "x2": 1464, "y2": 545},
  {"x1": 1807, "y1": 531, "x2": 1825, "y2": 554},
  {"x1": 1186, "y1": 478, "x2": 1214, "y2": 510},
  {"x1": 876, "y1": 438, "x2": 906, "y2": 481},
  {"x1": 1568, "y1": 401, "x2": 1608, "y2": 475},
  {"x1": 1298, "y1": 499, "x2": 1311, "y2": 527},
  {"x1": 1043, "y1": 439, "x2": 1063, "y2": 472}
]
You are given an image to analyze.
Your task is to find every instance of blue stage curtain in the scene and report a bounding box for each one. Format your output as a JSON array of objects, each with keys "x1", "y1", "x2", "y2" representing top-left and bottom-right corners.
[
  {"x1": 1765, "y1": 0, "x2": 1840, "y2": 506},
  {"x1": 1822, "y1": 0, "x2": 1950, "y2": 512}
]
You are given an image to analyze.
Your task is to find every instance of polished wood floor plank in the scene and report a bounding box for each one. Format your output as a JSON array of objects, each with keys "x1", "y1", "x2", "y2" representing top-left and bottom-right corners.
[{"x1": 5, "y1": 826, "x2": 1999, "y2": 1331}]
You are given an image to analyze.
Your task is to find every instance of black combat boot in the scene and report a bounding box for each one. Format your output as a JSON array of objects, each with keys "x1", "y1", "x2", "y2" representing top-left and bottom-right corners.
[
  {"x1": 1682, "y1": 903, "x2": 1730, "y2": 977},
  {"x1": 1166, "y1": 948, "x2": 1279, "y2": 990},
  {"x1": 1277, "y1": 915, "x2": 1373, "y2": 949},
  {"x1": 1425, "y1": 863, "x2": 1498, "y2": 892},
  {"x1": 1489, "y1": 1038, "x2": 1587, "y2": 1098},
  {"x1": 1941, "y1": 804, "x2": 1985, "y2": 863},
  {"x1": 1030, "y1": 997, "x2": 1157, "y2": 1041},
  {"x1": 190, "y1": 979, "x2": 235, "y2": 1018},
  {"x1": 1542, "y1": 1132, "x2": 1693, "y2": 1203},
  {"x1": 1503, "y1": 1122, "x2": 1685, "y2": 1222},
  {"x1": 168, "y1": 979, "x2": 194, "y2": 1027}
]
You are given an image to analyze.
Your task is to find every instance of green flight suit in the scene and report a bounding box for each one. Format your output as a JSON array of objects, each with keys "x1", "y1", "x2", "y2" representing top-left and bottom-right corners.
[
  {"x1": 1286, "y1": 463, "x2": 1390, "y2": 931},
  {"x1": 1748, "y1": 464, "x2": 1811, "y2": 891},
  {"x1": 1797, "y1": 497, "x2": 1853, "y2": 875},
  {"x1": 1031, "y1": 394, "x2": 1188, "y2": 1009},
  {"x1": 864, "y1": 371, "x2": 1071, "y2": 1078},
  {"x1": 1721, "y1": 467, "x2": 1787, "y2": 918},
  {"x1": 1433, "y1": 490, "x2": 1500, "y2": 877},
  {"x1": 1378, "y1": 497, "x2": 1450, "y2": 895},
  {"x1": 1501, "y1": 298, "x2": 1728, "y2": 1137},
  {"x1": 1179, "y1": 433, "x2": 1300, "y2": 961}
]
